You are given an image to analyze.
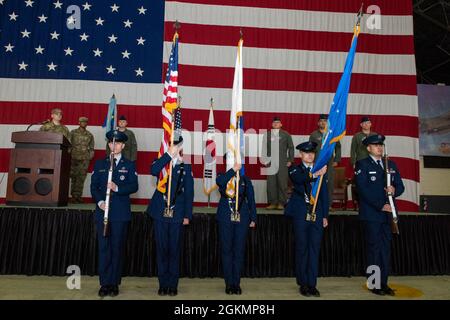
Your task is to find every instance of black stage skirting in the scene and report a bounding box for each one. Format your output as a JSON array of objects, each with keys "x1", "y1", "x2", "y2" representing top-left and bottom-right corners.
[{"x1": 0, "y1": 207, "x2": 449, "y2": 277}]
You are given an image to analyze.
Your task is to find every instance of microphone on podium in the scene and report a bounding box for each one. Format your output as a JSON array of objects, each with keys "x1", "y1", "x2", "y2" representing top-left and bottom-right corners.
[{"x1": 26, "y1": 119, "x2": 50, "y2": 131}]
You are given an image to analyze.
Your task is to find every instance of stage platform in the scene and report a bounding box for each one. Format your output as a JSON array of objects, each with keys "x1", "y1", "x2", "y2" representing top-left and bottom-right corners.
[
  {"x1": 1, "y1": 275, "x2": 449, "y2": 300},
  {"x1": 0, "y1": 205, "x2": 449, "y2": 277}
]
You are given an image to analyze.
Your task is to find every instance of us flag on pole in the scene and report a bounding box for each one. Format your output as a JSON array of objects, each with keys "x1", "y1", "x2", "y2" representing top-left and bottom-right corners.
[{"x1": 157, "y1": 30, "x2": 179, "y2": 193}]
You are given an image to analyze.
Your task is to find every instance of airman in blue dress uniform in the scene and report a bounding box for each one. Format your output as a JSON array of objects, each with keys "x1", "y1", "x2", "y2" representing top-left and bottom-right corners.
[
  {"x1": 354, "y1": 134, "x2": 404, "y2": 296},
  {"x1": 90, "y1": 130, "x2": 139, "y2": 297},
  {"x1": 147, "y1": 137, "x2": 194, "y2": 297},
  {"x1": 284, "y1": 141, "x2": 329, "y2": 297},
  {"x1": 216, "y1": 157, "x2": 257, "y2": 295}
]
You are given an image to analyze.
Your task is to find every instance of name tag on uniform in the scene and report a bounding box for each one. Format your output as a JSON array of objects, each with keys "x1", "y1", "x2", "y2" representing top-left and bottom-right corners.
[
  {"x1": 98, "y1": 169, "x2": 106, "y2": 172},
  {"x1": 118, "y1": 169, "x2": 128, "y2": 173},
  {"x1": 369, "y1": 171, "x2": 376, "y2": 174}
]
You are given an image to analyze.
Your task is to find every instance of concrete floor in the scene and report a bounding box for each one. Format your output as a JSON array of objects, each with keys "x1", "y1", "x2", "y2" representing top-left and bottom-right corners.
[{"x1": 0, "y1": 276, "x2": 448, "y2": 300}]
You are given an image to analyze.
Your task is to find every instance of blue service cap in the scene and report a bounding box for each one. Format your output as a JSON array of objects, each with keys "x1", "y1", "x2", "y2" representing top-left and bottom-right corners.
[
  {"x1": 319, "y1": 114, "x2": 328, "y2": 120},
  {"x1": 106, "y1": 130, "x2": 128, "y2": 143},
  {"x1": 119, "y1": 115, "x2": 127, "y2": 121},
  {"x1": 296, "y1": 141, "x2": 317, "y2": 152},
  {"x1": 363, "y1": 134, "x2": 385, "y2": 146}
]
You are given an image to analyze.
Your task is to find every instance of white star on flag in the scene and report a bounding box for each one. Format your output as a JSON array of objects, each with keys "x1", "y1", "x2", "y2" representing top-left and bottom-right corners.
[
  {"x1": 47, "y1": 62, "x2": 57, "y2": 71},
  {"x1": 80, "y1": 33, "x2": 89, "y2": 41},
  {"x1": 35, "y1": 45, "x2": 45, "y2": 54},
  {"x1": 135, "y1": 68, "x2": 144, "y2": 76},
  {"x1": 25, "y1": 0, "x2": 34, "y2": 7},
  {"x1": 108, "y1": 34, "x2": 118, "y2": 43},
  {"x1": 18, "y1": 61, "x2": 28, "y2": 71},
  {"x1": 93, "y1": 48, "x2": 102, "y2": 57},
  {"x1": 110, "y1": 4, "x2": 119, "y2": 12},
  {"x1": 95, "y1": 17, "x2": 104, "y2": 26},
  {"x1": 137, "y1": 37, "x2": 145, "y2": 45},
  {"x1": 9, "y1": 12, "x2": 19, "y2": 21},
  {"x1": 121, "y1": 50, "x2": 131, "y2": 59},
  {"x1": 38, "y1": 14, "x2": 48, "y2": 23},
  {"x1": 82, "y1": 2, "x2": 91, "y2": 11},
  {"x1": 21, "y1": 29, "x2": 31, "y2": 38},
  {"x1": 50, "y1": 31, "x2": 60, "y2": 40},
  {"x1": 64, "y1": 47, "x2": 74, "y2": 56},
  {"x1": 123, "y1": 20, "x2": 133, "y2": 28},
  {"x1": 67, "y1": 16, "x2": 76, "y2": 25},
  {"x1": 106, "y1": 65, "x2": 116, "y2": 74},
  {"x1": 138, "y1": 6, "x2": 147, "y2": 15},
  {"x1": 77, "y1": 63, "x2": 87, "y2": 72},
  {"x1": 4, "y1": 43, "x2": 14, "y2": 52},
  {"x1": 53, "y1": 1, "x2": 63, "y2": 9}
]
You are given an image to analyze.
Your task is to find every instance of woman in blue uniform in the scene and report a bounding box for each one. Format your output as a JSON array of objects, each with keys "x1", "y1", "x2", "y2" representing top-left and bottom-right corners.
[
  {"x1": 147, "y1": 137, "x2": 194, "y2": 297},
  {"x1": 216, "y1": 156, "x2": 256, "y2": 295}
]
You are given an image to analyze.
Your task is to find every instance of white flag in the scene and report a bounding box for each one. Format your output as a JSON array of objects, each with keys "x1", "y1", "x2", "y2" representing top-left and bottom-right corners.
[
  {"x1": 203, "y1": 103, "x2": 217, "y2": 195},
  {"x1": 226, "y1": 38, "x2": 243, "y2": 197}
]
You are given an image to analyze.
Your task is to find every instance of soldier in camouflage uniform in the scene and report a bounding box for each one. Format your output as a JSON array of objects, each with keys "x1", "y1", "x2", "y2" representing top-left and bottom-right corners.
[
  {"x1": 39, "y1": 108, "x2": 70, "y2": 140},
  {"x1": 69, "y1": 117, "x2": 95, "y2": 203},
  {"x1": 309, "y1": 114, "x2": 341, "y2": 209},
  {"x1": 106, "y1": 115, "x2": 138, "y2": 162},
  {"x1": 350, "y1": 116, "x2": 377, "y2": 167}
]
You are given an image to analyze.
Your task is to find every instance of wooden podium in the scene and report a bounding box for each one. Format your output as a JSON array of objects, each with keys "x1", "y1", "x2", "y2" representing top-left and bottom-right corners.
[{"x1": 6, "y1": 131, "x2": 71, "y2": 206}]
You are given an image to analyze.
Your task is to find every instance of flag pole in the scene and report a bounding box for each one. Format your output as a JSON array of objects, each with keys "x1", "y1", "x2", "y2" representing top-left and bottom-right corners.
[
  {"x1": 166, "y1": 22, "x2": 180, "y2": 210},
  {"x1": 166, "y1": 121, "x2": 175, "y2": 210},
  {"x1": 207, "y1": 97, "x2": 214, "y2": 208},
  {"x1": 234, "y1": 30, "x2": 243, "y2": 216},
  {"x1": 235, "y1": 117, "x2": 241, "y2": 215}
]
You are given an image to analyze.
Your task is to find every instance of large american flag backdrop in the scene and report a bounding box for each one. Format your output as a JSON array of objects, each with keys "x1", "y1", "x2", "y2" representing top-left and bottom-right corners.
[{"x1": 0, "y1": 0, "x2": 419, "y2": 211}]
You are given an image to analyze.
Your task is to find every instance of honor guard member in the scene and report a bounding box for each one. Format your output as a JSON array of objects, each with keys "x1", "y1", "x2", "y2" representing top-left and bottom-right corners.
[
  {"x1": 69, "y1": 117, "x2": 95, "y2": 203},
  {"x1": 39, "y1": 108, "x2": 70, "y2": 140},
  {"x1": 350, "y1": 116, "x2": 377, "y2": 167},
  {"x1": 354, "y1": 134, "x2": 404, "y2": 296},
  {"x1": 90, "y1": 130, "x2": 139, "y2": 297},
  {"x1": 284, "y1": 141, "x2": 328, "y2": 297},
  {"x1": 106, "y1": 115, "x2": 138, "y2": 162},
  {"x1": 309, "y1": 114, "x2": 341, "y2": 209},
  {"x1": 147, "y1": 136, "x2": 194, "y2": 297},
  {"x1": 216, "y1": 156, "x2": 257, "y2": 295}
]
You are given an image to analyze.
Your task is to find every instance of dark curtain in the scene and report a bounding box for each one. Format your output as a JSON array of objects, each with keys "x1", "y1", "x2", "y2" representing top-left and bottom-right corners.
[{"x1": 1, "y1": 208, "x2": 449, "y2": 276}]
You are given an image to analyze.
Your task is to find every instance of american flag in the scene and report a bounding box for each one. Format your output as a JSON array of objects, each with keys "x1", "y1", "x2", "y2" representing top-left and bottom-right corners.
[
  {"x1": 0, "y1": 1, "x2": 419, "y2": 211},
  {"x1": 157, "y1": 31, "x2": 179, "y2": 193}
]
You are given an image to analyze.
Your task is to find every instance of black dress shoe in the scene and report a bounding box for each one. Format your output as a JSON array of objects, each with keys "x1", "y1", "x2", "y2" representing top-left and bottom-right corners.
[
  {"x1": 225, "y1": 286, "x2": 233, "y2": 295},
  {"x1": 109, "y1": 285, "x2": 119, "y2": 297},
  {"x1": 158, "y1": 287, "x2": 168, "y2": 296},
  {"x1": 98, "y1": 286, "x2": 110, "y2": 297},
  {"x1": 382, "y1": 286, "x2": 395, "y2": 296},
  {"x1": 299, "y1": 285, "x2": 310, "y2": 297},
  {"x1": 168, "y1": 287, "x2": 178, "y2": 296},
  {"x1": 234, "y1": 286, "x2": 242, "y2": 295},
  {"x1": 308, "y1": 287, "x2": 320, "y2": 297},
  {"x1": 370, "y1": 288, "x2": 386, "y2": 296}
]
